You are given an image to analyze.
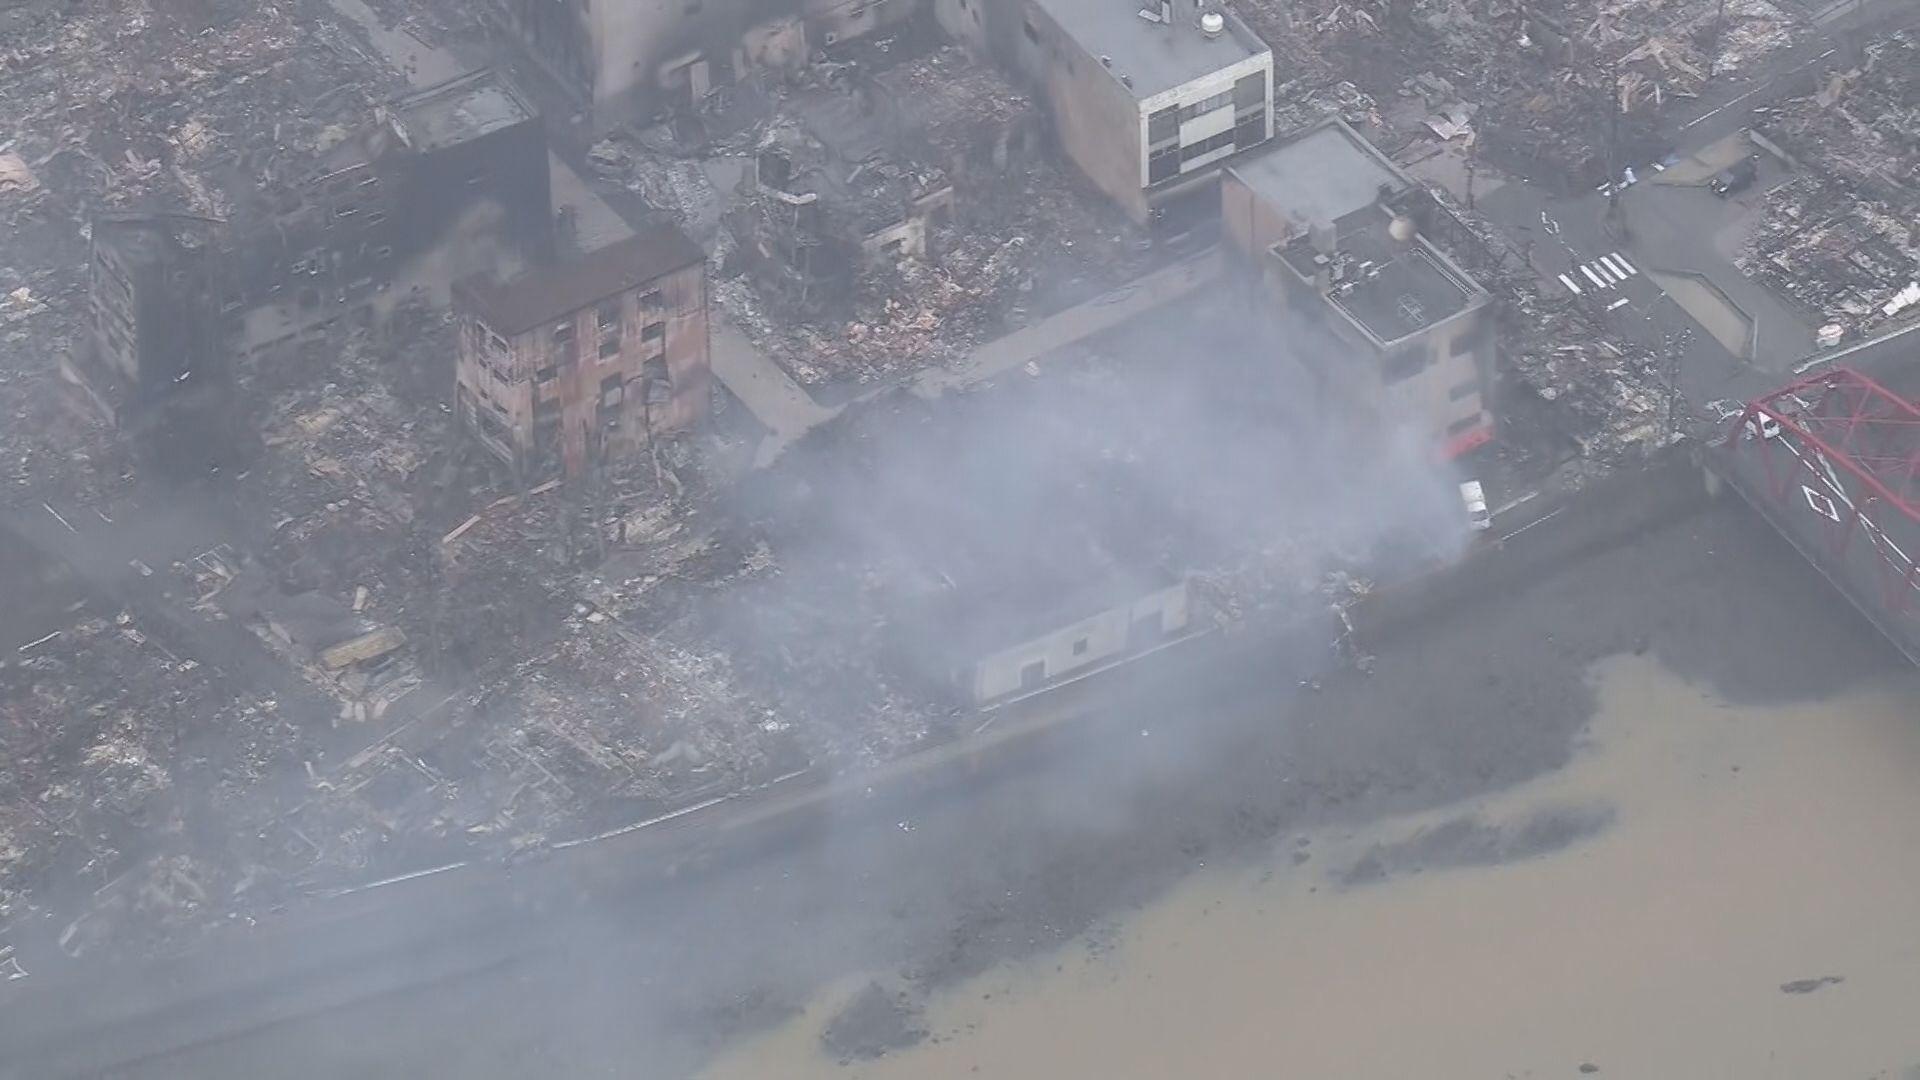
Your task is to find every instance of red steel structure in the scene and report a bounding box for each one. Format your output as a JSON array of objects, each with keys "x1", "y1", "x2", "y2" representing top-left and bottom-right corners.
[{"x1": 1727, "y1": 367, "x2": 1920, "y2": 655}]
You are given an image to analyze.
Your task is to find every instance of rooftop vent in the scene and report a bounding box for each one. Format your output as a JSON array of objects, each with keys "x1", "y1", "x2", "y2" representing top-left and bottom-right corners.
[{"x1": 1199, "y1": 10, "x2": 1225, "y2": 36}]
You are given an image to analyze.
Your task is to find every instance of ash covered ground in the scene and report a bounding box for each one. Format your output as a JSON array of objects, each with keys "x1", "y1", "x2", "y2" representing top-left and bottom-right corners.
[
  {"x1": 2, "y1": 478, "x2": 1899, "y2": 1077},
  {"x1": 3, "y1": 0, "x2": 1918, "y2": 1071}
]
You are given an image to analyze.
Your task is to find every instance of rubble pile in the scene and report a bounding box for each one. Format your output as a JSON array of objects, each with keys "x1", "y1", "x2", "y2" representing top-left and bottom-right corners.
[
  {"x1": 820, "y1": 177, "x2": 1145, "y2": 384},
  {"x1": 255, "y1": 615, "x2": 775, "y2": 871},
  {"x1": 0, "y1": 0, "x2": 394, "y2": 498},
  {"x1": 237, "y1": 319, "x2": 489, "y2": 686},
  {"x1": 701, "y1": 45, "x2": 1145, "y2": 387},
  {"x1": 486, "y1": 620, "x2": 779, "y2": 817},
  {"x1": 584, "y1": 470, "x2": 950, "y2": 771},
  {"x1": 0, "y1": 613, "x2": 310, "y2": 951},
  {"x1": 1273, "y1": 78, "x2": 1386, "y2": 135},
  {"x1": 1742, "y1": 175, "x2": 1919, "y2": 331},
  {"x1": 1240, "y1": 0, "x2": 1804, "y2": 182},
  {"x1": 1763, "y1": 29, "x2": 1920, "y2": 194},
  {"x1": 875, "y1": 46, "x2": 1033, "y2": 157},
  {"x1": 1503, "y1": 290, "x2": 1680, "y2": 465},
  {"x1": 1742, "y1": 32, "x2": 1920, "y2": 333},
  {"x1": 585, "y1": 43, "x2": 1147, "y2": 390}
]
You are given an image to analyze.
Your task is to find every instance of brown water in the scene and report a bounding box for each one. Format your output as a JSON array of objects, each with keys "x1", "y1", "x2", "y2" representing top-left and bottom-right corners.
[{"x1": 705, "y1": 656, "x2": 1920, "y2": 1079}]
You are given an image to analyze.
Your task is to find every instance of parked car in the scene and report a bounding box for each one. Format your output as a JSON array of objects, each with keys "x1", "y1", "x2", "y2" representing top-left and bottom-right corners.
[
  {"x1": 1743, "y1": 411, "x2": 1782, "y2": 441},
  {"x1": 1460, "y1": 480, "x2": 1492, "y2": 532},
  {"x1": 1709, "y1": 157, "x2": 1759, "y2": 197}
]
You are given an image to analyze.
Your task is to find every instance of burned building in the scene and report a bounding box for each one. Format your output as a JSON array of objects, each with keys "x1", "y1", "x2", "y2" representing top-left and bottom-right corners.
[
  {"x1": 487, "y1": 0, "x2": 920, "y2": 125},
  {"x1": 1222, "y1": 119, "x2": 1494, "y2": 457},
  {"x1": 235, "y1": 69, "x2": 554, "y2": 359},
  {"x1": 734, "y1": 114, "x2": 953, "y2": 308},
  {"x1": 729, "y1": 53, "x2": 1039, "y2": 309},
  {"x1": 63, "y1": 70, "x2": 554, "y2": 462},
  {"x1": 454, "y1": 225, "x2": 711, "y2": 479},
  {"x1": 938, "y1": 0, "x2": 1272, "y2": 223},
  {"x1": 65, "y1": 214, "x2": 239, "y2": 468}
]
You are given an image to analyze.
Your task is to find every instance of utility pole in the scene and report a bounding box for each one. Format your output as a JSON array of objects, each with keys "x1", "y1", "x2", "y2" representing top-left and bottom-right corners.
[
  {"x1": 1664, "y1": 335, "x2": 1681, "y2": 446},
  {"x1": 1707, "y1": 0, "x2": 1727, "y2": 81},
  {"x1": 1603, "y1": 53, "x2": 1628, "y2": 241},
  {"x1": 1465, "y1": 135, "x2": 1478, "y2": 211}
]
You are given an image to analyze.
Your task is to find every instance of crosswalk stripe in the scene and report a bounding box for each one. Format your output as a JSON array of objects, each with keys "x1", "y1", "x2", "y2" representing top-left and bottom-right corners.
[
  {"x1": 1592, "y1": 261, "x2": 1620, "y2": 285},
  {"x1": 1608, "y1": 253, "x2": 1637, "y2": 276},
  {"x1": 1580, "y1": 265, "x2": 1608, "y2": 289},
  {"x1": 1558, "y1": 273, "x2": 1582, "y2": 295}
]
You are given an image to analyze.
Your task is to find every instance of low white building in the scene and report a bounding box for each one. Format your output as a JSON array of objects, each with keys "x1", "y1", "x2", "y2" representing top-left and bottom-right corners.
[{"x1": 920, "y1": 575, "x2": 1194, "y2": 703}]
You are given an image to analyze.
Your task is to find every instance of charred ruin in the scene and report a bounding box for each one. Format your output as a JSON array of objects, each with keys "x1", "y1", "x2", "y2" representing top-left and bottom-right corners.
[{"x1": 3, "y1": 0, "x2": 1920, "y2": 1033}]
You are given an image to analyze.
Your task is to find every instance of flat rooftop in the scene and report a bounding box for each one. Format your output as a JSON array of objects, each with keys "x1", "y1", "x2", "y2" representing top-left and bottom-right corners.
[
  {"x1": 1228, "y1": 119, "x2": 1408, "y2": 230},
  {"x1": 93, "y1": 213, "x2": 225, "y2": 264},
  {"x1": 392, "y1": 69, "x2": 536, "y2": 152},
  {"x1": 1281, "y1": 209, "x2": 1483, "y2": 346},
  {"x1": 456, "y1": 224, "x2": 704, "y2": 336},
  {"x1": 1033, "y1": 0, "x2": 1268, "y2": 100}
]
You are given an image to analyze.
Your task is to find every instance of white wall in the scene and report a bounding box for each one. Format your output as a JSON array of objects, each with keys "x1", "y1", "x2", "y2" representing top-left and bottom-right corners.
[{"x1": 969, "y1": 579, "x2": 1192, "y2": 701}]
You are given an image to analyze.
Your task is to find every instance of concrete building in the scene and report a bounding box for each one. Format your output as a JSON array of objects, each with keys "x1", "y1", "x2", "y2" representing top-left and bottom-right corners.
[
  {"x1": 454, "y1": 225, "x2": 711, "y2": 479},
  {"x1": 234, "y1": 69, "x2": 554, "y2": 359},
  {"x1": 486, "y1": 0, "x2": 919, "y2": 125},
  {"x1": 65, "y1": 214, "x2": 239, "y2": 468},
  {"x1": 1221, "y1": 119, "x2": 1494, "y2": 456},
  {"x1": 64, "y1": 71, "x2": 555, "y2": 468},
  {"x1": 938, "y1": 0, "x2": 1272, "y2": 222}
]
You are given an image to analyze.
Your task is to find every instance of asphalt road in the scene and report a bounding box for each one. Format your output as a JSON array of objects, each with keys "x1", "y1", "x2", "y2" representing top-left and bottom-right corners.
[
  {"x1": 2, "y1": 467, "x2": 1900, "y2": 1079},
  {"x1": 1477, "y1": 173, "x2": 1770, "y2": 415},
  {"x1": 1471, "y1": 0, "x2": 1920, "y2": 416}
]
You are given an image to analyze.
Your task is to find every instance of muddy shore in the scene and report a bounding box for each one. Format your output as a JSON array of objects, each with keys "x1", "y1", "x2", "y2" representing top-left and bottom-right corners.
[{"x1": 714, "y1": 651, "x2": 1920, "y2": 1077}]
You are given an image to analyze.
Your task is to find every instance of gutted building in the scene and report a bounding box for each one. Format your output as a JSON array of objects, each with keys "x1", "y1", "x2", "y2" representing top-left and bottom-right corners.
[
  {"x1": 487, "y1": 0, "x2": 920, "y2": 125},
  {"x1": 728, "y1": 47, "x2": 1040, "y2": 310},
  {"x1": 938, "y1": 0, "x2": 1271, "y2": 222},
  {"x1": 1222, "y1": 119, "x2": 1494, "y2": 457},
  {"x1": 63, "y1": 71, "x2": 554, "y2": 472},
  {"x1": 65, "y1": 214, "x2": 239, "y2": 467},
  {"x1": 454, "y1": 225, "x2": 711, "y2": 479},
  {"x1": 236, "y1": 69, "x2": 554, "y2": 359}
]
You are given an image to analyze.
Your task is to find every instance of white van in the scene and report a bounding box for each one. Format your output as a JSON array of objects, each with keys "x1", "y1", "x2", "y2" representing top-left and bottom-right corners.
[
  {"x1": 1743, "y1": 412, "x2": 1781, "y2": 441},
  {"x1": 1460, "y1": 480, "x2": 1492, "y2": 532}
]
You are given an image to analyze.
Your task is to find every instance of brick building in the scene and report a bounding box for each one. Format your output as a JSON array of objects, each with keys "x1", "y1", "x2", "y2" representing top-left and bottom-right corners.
[{"x1": 454, "y1": 225, "x2": 710, "y2": 479}]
